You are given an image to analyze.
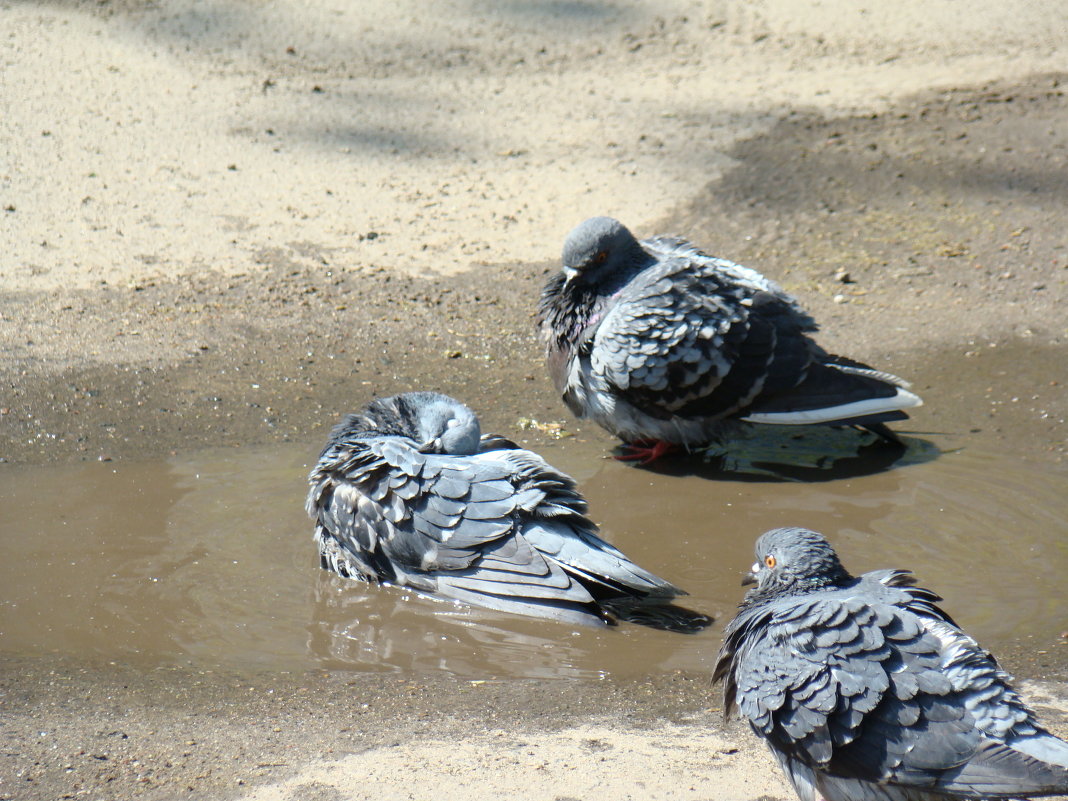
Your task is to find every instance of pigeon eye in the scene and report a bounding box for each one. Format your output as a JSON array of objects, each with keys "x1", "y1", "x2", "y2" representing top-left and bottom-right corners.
[
  {"x1": 593, "y1": 250, "x2": 608, "y2": 266},
  {"x1": 764, "y1": 555, "x2": 777, "y2": 568}
]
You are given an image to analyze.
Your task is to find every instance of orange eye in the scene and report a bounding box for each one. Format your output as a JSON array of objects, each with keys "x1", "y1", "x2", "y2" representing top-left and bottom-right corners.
[
  {"x1": 764, "y1": 555, "x2": 777, "y2": 568},
  {"x1": 593, "y1": 250, "x2": 608, "y2": 265}
]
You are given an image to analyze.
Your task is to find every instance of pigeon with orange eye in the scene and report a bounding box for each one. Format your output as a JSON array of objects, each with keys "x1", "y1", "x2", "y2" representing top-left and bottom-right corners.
[
  {"x1": 743, "y1": 553, "x2": 777, "y2": 586},
  {"x1": 715, "y1": 527, "x2": 1068, "y2": 801}
]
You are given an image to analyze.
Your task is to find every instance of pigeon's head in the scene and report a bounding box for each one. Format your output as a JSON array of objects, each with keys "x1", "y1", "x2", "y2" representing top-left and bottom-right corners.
[
  {"x1": 560, "y1": 217, "x2": 648, "y2": 285},
  {"x1": 410, "y1": 393, "x2": 482, "y2": 454},
  {"x1": 743, "y1": 527, "x2": 851, "y2": 595},
  {"x1": 361, "y1": 392, "x2": 482, "y2": 455}
]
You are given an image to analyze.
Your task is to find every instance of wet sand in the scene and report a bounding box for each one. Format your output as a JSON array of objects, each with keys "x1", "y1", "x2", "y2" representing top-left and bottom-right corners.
[{"x1": 3, "y1": 1, "x2": 1068, "y2": 799}]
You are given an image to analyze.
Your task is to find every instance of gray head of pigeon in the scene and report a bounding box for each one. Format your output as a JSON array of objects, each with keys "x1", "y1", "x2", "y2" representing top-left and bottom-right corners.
[
  {"x1": 412, "y1": 394, "x2": 482, "y2": 454},
  {"x1": 742, "y1": 527, "x2": 852, "y2": 599},
  {"x1": 560, "y1": 216, "x2": 649, "y2": 287}
]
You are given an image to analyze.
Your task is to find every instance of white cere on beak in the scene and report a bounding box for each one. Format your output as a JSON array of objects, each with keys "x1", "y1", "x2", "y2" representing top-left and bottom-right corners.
[
  {"x1": 751, "y1": 561, "x2": 761, "y2": 575},
  {"x1": 562, "y1": 266, "x2": 579, "y2": 281}
]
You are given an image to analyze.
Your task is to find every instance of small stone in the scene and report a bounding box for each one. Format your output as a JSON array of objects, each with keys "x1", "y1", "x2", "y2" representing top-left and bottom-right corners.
[{"x1": 832, "y1": 294, "x2": 848, "y2": 304}]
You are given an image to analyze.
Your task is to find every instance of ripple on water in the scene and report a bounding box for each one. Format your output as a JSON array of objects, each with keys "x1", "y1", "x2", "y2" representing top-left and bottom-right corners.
[{"x1": 0, "y1": 438, "x2": 1065, "y2": 679}]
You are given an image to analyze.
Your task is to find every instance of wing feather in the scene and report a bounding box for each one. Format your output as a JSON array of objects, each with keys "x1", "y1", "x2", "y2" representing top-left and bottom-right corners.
[
  {"x1": 307, "y1": 425, "x2": 688, "y2": 625},
  {"x1": 717, "y1": 575, "x2": 1068, "y2": 797},
  {"x1": 590, "y1": 250, "x2": 817, "y2": 421}
]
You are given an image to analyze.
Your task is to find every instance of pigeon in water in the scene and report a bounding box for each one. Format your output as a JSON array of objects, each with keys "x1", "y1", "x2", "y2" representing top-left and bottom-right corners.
[
  {"x1": 537, "y1": 217, "x2": 922, "y2": 462},
  {"x1": 714, "y1": 527, "x2": 1068, "y2": 801},
  {"x1": 306, "y1": 391, "x2": 710, "y2": 631}
]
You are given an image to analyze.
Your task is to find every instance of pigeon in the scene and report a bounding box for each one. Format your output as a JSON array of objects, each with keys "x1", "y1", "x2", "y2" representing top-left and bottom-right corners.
[
  {"x1": 537, "y1": 217, "x2": 922, "y2": 462},
  {"x1": 306, "y1": 391, "x2": 710, "y2": 631},
  {"x1": 714, "y1": 527, "x2": 1068, "y2": 801}
]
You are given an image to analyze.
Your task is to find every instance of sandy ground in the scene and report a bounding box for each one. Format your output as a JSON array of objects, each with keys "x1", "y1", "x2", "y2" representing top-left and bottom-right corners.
[
  {"x1": 4, "y1": 0, "x2": 1068, "y2": 293},
  {"x1": 3, "y1": 0, "x2": 1068, "y2": 799},
  {"x1": 3, "y1": 656, "x2": 1067, "y2": 801}
]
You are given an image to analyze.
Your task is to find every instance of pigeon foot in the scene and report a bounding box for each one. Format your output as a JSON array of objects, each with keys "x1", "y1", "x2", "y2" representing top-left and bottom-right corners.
[{"x1": 616, "y1": 439, "x2": 679, "y2": 464}]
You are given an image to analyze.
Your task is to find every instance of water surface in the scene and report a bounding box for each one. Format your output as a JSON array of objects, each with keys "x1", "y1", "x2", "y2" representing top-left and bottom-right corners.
[{"x1": 1, "y1": 435, "x2": 1066, "y2": 679}]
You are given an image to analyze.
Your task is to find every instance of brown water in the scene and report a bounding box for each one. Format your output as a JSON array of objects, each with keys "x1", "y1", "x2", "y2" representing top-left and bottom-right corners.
[{"x1": 1, "y1": 434, "x2": 1066, "y2": 680}]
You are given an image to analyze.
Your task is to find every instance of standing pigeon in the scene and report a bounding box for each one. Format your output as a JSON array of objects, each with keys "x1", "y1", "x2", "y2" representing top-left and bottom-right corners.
[
  {"x1": 306, "y1": 391, "x2": 709, "y2": 631},
  {"x1": 537, "y1": 217, "x2": 922, "y2": 462},
  {"x1": 714, "y1": 527, "x2": 1068, "y2": 801}
]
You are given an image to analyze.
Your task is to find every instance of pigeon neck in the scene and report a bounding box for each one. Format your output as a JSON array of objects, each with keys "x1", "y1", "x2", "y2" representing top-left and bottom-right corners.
[
  {"x1": 344, "y1": 413, "x2": 409, "y2": 441},
  {"x1": 346, "y1": 395, "x2": 446, "y2": 441},
  {"x1": 538, "y1": 244, "x2": 655, "y2": 355},
  {"x1": 539, "y1": 274, "x2": 600, "y2": 344},
  {"x1": 741, "y1": 571, "x2": 852, "y2": 608}
]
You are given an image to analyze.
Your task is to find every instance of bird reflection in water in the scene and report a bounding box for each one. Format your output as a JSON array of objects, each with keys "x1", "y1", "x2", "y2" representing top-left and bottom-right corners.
[
  {"x1": 306, "y1": 571, "x2": 614, "y2": 680},
  {"x1": 635, "y1": 425, "x2": 941, "y2": 483}
]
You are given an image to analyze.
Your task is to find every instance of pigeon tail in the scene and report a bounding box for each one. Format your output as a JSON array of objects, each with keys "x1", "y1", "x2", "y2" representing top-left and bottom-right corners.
[
  {"x1": 740, "y1": 359, "x2": 922, "y2": 427},
  {"x1": 431, "y1": 582, "x2": 616, "y2": 627},
  {"x1": 934, "y1": 736, "x2": 1068, "y2": 797},
  {"x1": 599, "y1": 596, "x2": 713, "y2": 634},
  {"x1": 433, "y1": 580, "x2": 712, "y2": 632},
  {"x1": 1012, "y1": 730, "x2": 1068, "y2": 771}
]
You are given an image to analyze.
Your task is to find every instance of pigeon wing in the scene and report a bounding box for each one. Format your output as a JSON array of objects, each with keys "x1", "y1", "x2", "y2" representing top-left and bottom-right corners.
[
  {"x1": 718, "y1": 581, "x2": 1068, "y2": 795},
  {"x1": 717, "y1": 592, "x2": 968, "y2": 777},
  {"x1": 591, "y1": 252, "x2": 817, "y2": 421},
  {"x1": 309, "y1": 433, "x2": 609, "y2": 612},
  {"x1": 520, "y1": 517, "x2": 681, "y2": 598},
  {"x1": 644, "y1": 235, "x2": 818, "y2": 329},
  {"x1": 456, "y1": 446, "x2": 681, "y2": 597}
]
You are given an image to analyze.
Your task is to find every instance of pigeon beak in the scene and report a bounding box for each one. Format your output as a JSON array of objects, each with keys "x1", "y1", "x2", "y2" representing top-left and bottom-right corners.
[
  {"x1": 561, "y1": 266, "x2": 579, "y2": 282},
  {"x1": 417, "y1": 438, "x2": 442, "y2": 453},
  {"x1": 741, "y1": 561, "x2": 760, "y2": 586}
]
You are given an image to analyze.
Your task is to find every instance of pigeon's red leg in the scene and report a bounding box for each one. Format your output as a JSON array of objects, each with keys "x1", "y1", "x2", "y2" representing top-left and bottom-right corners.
[{"x1": 615, "y1": 439, "x2": 680, "y2": 464}]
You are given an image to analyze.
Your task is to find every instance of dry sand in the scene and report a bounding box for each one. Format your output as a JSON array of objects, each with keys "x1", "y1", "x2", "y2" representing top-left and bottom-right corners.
[{"x1": 4, "y1": 0, "x2": 1067, "y2": 291}]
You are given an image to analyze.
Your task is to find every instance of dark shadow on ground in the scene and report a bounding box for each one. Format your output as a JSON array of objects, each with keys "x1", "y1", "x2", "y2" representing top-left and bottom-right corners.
[{"x1": 667, "y1": 74, "x2": 1068, "y2": 301}]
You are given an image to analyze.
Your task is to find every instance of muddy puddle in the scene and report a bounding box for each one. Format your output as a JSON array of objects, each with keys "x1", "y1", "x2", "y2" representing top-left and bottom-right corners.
[{"x1": 2, "y1": 427, "x2": 1066, "y2": 681}]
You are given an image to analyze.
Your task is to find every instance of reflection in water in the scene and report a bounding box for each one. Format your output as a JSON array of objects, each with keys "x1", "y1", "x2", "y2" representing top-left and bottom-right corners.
[
  {"x1": 581, "y1": 448, "x2": 1068, "y2": 651},
  {"x1": 305, "y1": 567, "x2": 717, "y2": 678},
  {"x1": 0, "y1": 441, "x2": 1066, "y2": 678},
  {"x1": 632, "y1": 425, "x2": 941, "y2": 482},
  {"x1": 307, "y1": 571, "x2": 610, "y2": 679}
]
